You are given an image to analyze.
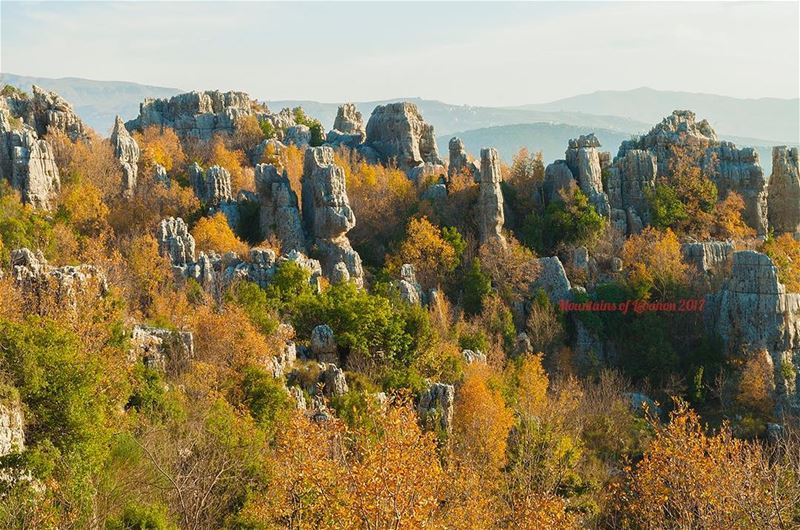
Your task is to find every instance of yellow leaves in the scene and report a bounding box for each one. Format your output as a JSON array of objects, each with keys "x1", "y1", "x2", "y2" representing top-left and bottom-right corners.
[
  {"x1": 192, "y1": 212, "x2": 248, "y2": 256},
  {"x1": 207, "y1": 135, "x2": 251, "y2": 192},
  {"x1": 621, "y1": 227, "x2": 688, "y2": 299},
  {"x1": 515, "y1": 353, "x2": 549, "y2": 419},
  {"x1": 388, "y1": 216, "x2": 458, "y2": 288},
  {"x1": 59, "y1": 179, "x2": 109, "y2": 236},
  {"x1": 241, "y1": 401, "x2": 445, "y2": 530},
  {"x1": 134, "y1": 126, "x2": 185, "y2": 173},
  {"x1": 762, "y1": 232, "x2": 800, "y2": 292},
  {"x1": 453, "y1": 363, "x2": 515, "y2": 474},
  {"x1": 736, "y1": 350, "x2": 775, "y2": 415}
]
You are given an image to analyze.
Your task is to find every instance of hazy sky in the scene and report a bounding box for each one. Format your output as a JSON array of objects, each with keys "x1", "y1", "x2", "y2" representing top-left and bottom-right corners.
[{"x1": 2, "y1": 1, "x2": 798, "y2": 106}]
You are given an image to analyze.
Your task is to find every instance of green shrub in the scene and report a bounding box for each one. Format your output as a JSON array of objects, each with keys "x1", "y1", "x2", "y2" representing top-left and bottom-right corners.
[
  {"x1": 463, "y1": 259, "x2": 492, "y2": 316},
  {"x1": 106, "y1": 503, "x2": 178, "y2": 530}
]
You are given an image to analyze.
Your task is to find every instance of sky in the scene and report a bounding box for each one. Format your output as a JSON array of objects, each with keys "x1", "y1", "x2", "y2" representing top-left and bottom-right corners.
[{"x1": 1, "y1": 1, "x2": 798, "y2": 106}]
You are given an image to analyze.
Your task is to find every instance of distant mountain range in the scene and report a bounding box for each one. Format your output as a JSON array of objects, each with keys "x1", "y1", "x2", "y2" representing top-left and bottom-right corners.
[
  {"x1": 2, "y1": 73, "x2": 795, "y2": 173},
  {"x1": 0, "y1": 73, "x2": 181, "y2": 136},
  {"x1": 519, "y1": 87, "x2": 799, "y2": 144}
]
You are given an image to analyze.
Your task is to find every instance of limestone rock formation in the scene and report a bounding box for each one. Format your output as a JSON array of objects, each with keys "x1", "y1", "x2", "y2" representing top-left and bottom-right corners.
[
  {"x1": 565, "y1": 134, "x2": 611, "y2": 216},
  {"x1": 320, "y1": 363, "x2": 349, "y2": 397},
  {"x1": 364, "y1": 102, "x2": 444, "y2": 176},
  {"x1": 284, "y1": 124, "x2": 311, "y2": 147},
  {"x1": 612, "y1": 110, "x2": 768, "y2": 235},
  {"x1": 250, "y1": 138, "x2": 286, "y2": 166},
  {"x1": 189, "y1": 163, "x2": 233, "y2": 205},
  {"x1": 462, "y1": 349, "x2": 487, "y2": 364},
  {"x1": 126, "y1": 90, "x2": 254, "y2": 140},
  {"x1": 0, "y1": 396, "x2": 24, "y2": 457},
  {"x1": 301, "y1": 146, "x2": 363, "y2": 286},
  {"x1": 158, "y1": 217, "x2": 196, "y2": 268},
  {"x1": 130, "y1": 325, "x2": 195, "y2": 374},
  {"x1": 11, "y1": 248, "x2": 107, "y2": 309},
  {"x1": 448, "y1": 137, "x2": 478, "y2": 180},
  {"x1": 111, "y1": 115, "x2": 140, "y2": 195},
  {"x1": 705, "y1": 251, "x2": 800, "y2": 413},
  {"x1": 418, "y1": 383, "x2": 455, "y2": 435},
  {"x1": 157, "y1": 216, "x2": 321, "y2": 293},
  {"x1": 542, "y1": 160, "x2": 577, "y2": 204},
  {"x1": 311, "y1": 324, "x2": 338, "y2": 363},
  {"x1": 153, "y1": 163, "x2": 169, "y2": 187},
  {"x1": 478, "y1": 147, "x2": 506, "y2": 246},
  {"x1": 29, "y1": 85, "x2": 89, "y2": 141},
  {"x1": 397, "y1": 263, "x2": 423, "y2": 305},
  {"x1": 0, "y1": 110, "x2": 61, "y2": 210},
  {"x1": 767, "y1": 147, "x2": 800, "y2": 238},
  {"x1": 326, "y1": 103, "x2": 365, "y2": 147},
  {"x1": 531, "y1": 256, "x2": 571, "y2": 304},
  {"x1": 681, "y1": 241, "x2": 734, "y2": 281},
  {"x1": 255, "y1": 163, "x2": 306, "y2": 253}
]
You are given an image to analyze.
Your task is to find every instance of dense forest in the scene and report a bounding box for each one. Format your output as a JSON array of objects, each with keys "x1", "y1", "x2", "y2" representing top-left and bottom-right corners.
[{"x1": 0, "y1": 84, "x2": 798, "y2": 530}]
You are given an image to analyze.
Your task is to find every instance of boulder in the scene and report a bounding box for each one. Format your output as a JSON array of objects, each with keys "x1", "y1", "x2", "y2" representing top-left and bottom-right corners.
[
  {"x1": 707, "y1": 142, "x2": 768, "y2": 235},
  {"x1": 564, "y1": 133, "x2": 611, "y2": 216},
  {"x1": 158, "y1": 217, "x2": 196, "y2": 267},
  {"x1": 29, "y1": 85, "x2": 88, "y2": 141},
  {"x1": 478, "y1": 147, "x2": 506, "y2": 246},
  {"x1": 284, "y1": 124, "x2": 311, "y2": 147},
  {"x1": 130, "y1": 325, "x2": 194, "y2": 374},
  {"x1": 364, "y1": 102, "x2": 443, "y2": 175},
  {"x1": 397, "y1": 263, "x2": 423, "y2": 305},
  {"x1": 418, "y1": 383, "x2": 455, "y2": 435},
  {"x1": 311, "y1": 324, "x2": 338, "y2": 363},
  {"x1": 462, "y1": 349, "x2": 487, "y2": 364},
  {"x1": 542, "y1": 160, "x2": 577, "y2": 204},
  {"x1": 531, "y1": 256, "x2": 571, "y2": 304},
  {"x1": 190, "y1": 163, "x2": 233, "y2": 205},
  {"x1": 681, "y1": 241, "x2": 734, "y2": 280},
  {"x1": 320, "y1": 363, "x2": 348, "y2": 397},
  {"x1": 255, "y1": 163, "x2": 306, "y2": 253},
  {"x1": 110, "y1": 115, "x2": 140, "y2": 196},
  {"x1": 301, "y1": 146, "x2": 363, "y2": 286},
  {"x1": 767, "y1": 146, "x2": 800, "y2": 238},
  {"x1": 250, "y1": 138, "x2": 286, "y2": 166}
]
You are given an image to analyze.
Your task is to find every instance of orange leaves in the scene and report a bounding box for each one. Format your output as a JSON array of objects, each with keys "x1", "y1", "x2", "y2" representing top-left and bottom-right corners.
[
  {"x1": 134, "y1": 125, "x2": 186, "y2": 173},
  {"x1": 192, "y1": 212, "x2": 248, "y2": 256},
  {"x1": 712, "y1": 191, "x2": 755, "y2": 240},
  {"x1": 762, "y1": 232, "x2": 800, "y2": 292},
  {"x1": 388, "y1": 216, "x2": 459, "y2": 288},
  {"x1": 453, "y1": 363, "x2": 515, "y2": 474}
]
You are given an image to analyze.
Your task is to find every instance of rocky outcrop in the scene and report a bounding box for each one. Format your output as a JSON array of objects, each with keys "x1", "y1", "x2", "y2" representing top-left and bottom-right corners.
[
  {"x1": 0, "y1": 111, "x2": 60, "y2": 210},
  {"x1": 326, "y1": 103, "x2": 365, "y2": 147},
  {"x1": 284, "y1": 124, "x2": 311, "y2": 147},
  {"x1": 613, "y1": 110, "x2": 768, "y2": 235},
  {"x1": 311, "y1": 324, "x2": 338, "y2": 363},
  {"x1": 462, "y1": 349, "x2": 487, "y2": 364},
  {"x1": 158, "y1": 217, "x2": 196, "y2": 267},
  {"x1": 320, "y1": 363, "x2": 349, "y2": 397},
  {"x1": 707, "y1": 143, "x2": 768, "y2": 235},
  {"x1": 130, "y1": 325, "x2": 194, "y2": 374},
  {"x1": 478, "y1": 147, "x2": 506, "y2": 247},
  {"x1": 531, "y1": 256, "x2": 571, "y2": 304},
  {"x1": 153, "y1": 163, "x2": 169, "y2": 187},
  {"x1": 250, "y1": 138, "x2": 286, "y2": 166},
  {"x1": 418, "y1": 383, "x2": 455, "y2": 435},
  {"x1": 126, "y1": 90, "x2": 253, "y2": 140},
  {"x1": 1, "y1": 85, "x2": 88, "y2": 142},
  {"x1": 606, "y1": 149, "x2": 657, "y2": 231},
  {"x1": 188, "y1": 163, "x2": 239, "y2": 228},
  {"x1": 364, "y1": 102, "x2": 444, "y2": 176},
  {"x1": 11, "y1": 248, "x2": 107, "y2": 309},
  {"x1": 111, "y1": 115, "x2": 140, "y2": 196},
  {"x1": 448, "y1": 137, "x2": 478, "y2": 180},
  {"x1": 542, "y1": 160, "x2": 576, "y2": 204},
  {"x1": 565, "y1": 134, "x2": 611, "y2": 216},
  {"x1": 157, "y1": 216, "x2": 321, "y2": 292},
  {"x1": 301, "y1": 147, "x2": 363, "y2": 286},
  {"x1": 189, "y1": 163, "x2": 233, "y2": 205},
  {"x1": 705, "y1": 251, "x2": 800, "y2": 414},
  {"x1": 0, "y1": 395, "x2": 24, "y2": 457},
  {"x1": 255, "y1": 163, "x2": 306, "y2": 253},
  {"x1": 397, "y1": 264, "x2": 423, "y2": 305},
  {"x1": 681, "y1": 241, "x2": 734, "y2": 281},
  {"x1": 767, "y1": 147, "x2": 800, "y2": 238}
]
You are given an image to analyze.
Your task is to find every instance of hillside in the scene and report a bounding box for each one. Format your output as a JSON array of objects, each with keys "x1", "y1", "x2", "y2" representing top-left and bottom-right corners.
[{"x1": 520, "y1": 87, "x2": 800, "y2": 144}]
